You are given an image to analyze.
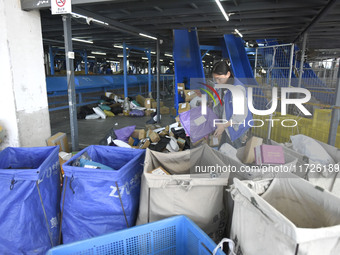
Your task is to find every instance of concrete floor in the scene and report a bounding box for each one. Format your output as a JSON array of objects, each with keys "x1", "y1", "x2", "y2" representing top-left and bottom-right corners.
[{"x1": 50, "y1": 99, "x2": 176, "y2": 149}]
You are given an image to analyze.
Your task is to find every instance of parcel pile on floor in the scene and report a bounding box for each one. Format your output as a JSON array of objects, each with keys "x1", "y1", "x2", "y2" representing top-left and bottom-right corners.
[
  {"x1": 76, "y1": 83, "x2": 199, "y2": 121},
  {"x1": 1, "y1": 132, "x2": 340, "y2": 254},
  {"x1": 76, "y1": 93, "x2": 177, "y2": 120}
]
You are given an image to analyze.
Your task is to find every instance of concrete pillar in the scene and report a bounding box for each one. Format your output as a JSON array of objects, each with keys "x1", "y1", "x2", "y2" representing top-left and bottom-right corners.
[{"x1": 0, "y1": 0, "x2": 51, "y2": 149}]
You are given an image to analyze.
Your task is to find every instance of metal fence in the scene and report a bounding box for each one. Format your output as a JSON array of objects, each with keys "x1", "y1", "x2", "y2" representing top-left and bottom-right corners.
[
  {"x1": 254, "y1": 43, "x2": 295, "y2": 88},
  {"x1": 309, "y1": 59, "x2": 339, "y2": 89},
  {"x1": 254, "y1": 45, "x2": 338, "y2": 106}
]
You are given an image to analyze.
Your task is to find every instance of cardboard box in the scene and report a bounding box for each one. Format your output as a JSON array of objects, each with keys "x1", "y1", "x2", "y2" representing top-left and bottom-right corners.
[
  {"x1": 148, "y1": 166, "x2": 171, "y2": 175},
  {"x1": 255, "y1": 144, "x2": 285, "y2": 165},
  {"x1": 160, "y1": 106, "x2": 170, "y2": 115},
  {"x1": 177, "y1": 83, "x2": 185, "y2": 91},
  {"x1": 136, "y1": 95, "x2": 145, "y2": 107},
  {"x1": 209, "y1": 135, "x2": 221, "y2": 147},
  {"x1": 147, "y1": 130, "x2": 161, "y2": 143},
  {"x1": 137, "y1": 138, "x2": 150, "y2": 149},
  {"x1": 145, "y1": 124, "x2": 161, "y2": 130},
  {"x1": 177, "y1": 137, "x2": 186, "y2": 149},
  {"x1": 178, "y1": 103, "x2": 190, "y2": 113},
  {"x1": 159, "y1": 126, "x2": 169, "y2": 137},
  {"x1": 175, "y1": 116, "x2": 180, "y2": 123},
  {"x1": 144, "y1": 98, "x2": 154, "y2": 109},
  {"x1": 171, "y1": 107, "x2": 177, "y2": 116},
  {"x1": 46, "y1": 132, "x2": 70, "y2": 153},
  {"x1": 151, "y1": 101, "x2": 164, "y2": 108},
  {"x1": 145, "y1": 109, "x2": 156, "y2": 116},
  {"x1": 58, "y1": 152, "x2": 72, "y2": 175},
  {"x1": 184, "y1": 90, "x2": 197, "y2": 102},
  {"x1": 242, "y1": 136, "x2": 263, "y2": 164},
  {"x1": 192, "y1": 137, "x2": 207, "y2": 147},
  {"x1": 132, "y1": 129, "x2": 146, "y2": 140},
  {"x1": 128, "y1": 137, "x2": 135, "y2": 146}
]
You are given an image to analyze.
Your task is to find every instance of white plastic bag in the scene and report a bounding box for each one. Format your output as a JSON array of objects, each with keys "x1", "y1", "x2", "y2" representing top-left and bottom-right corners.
[{"x1": 291, "y1": 134, "x2": 335, "y2": 165}]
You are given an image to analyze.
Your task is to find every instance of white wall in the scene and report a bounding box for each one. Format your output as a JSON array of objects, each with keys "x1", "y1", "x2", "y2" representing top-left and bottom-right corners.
[{"x1": 0, "y1": 0, "x2": 51, "y2": 149}]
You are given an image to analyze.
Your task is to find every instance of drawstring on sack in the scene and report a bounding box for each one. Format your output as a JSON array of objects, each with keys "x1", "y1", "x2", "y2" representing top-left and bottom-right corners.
[
  {"x1": 69, "y1": 175, "x2": 75, "y2": 194},
  {"x1": 10, "y1": 178, "x2": 17, "y2": 190},
  {"x1": 213, "y1": 238, "x2": 236, "y2": 255}
]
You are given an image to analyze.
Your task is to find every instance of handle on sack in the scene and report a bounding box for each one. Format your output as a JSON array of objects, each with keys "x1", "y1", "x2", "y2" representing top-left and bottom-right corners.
[
  {"x1": 162, "y1": 179, "x2": 192, "y2": 191},
  {"x1": 213, "y1": 238, "x2": 236, "y2": 255}
]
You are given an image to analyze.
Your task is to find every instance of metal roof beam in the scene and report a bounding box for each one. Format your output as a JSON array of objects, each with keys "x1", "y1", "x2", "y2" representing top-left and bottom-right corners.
[
  {"x1": 127, "y1": 10, "x2": 318, "y2": 26},
  {"x1": 293, "y1": 0, "x2": 338, "y2": 42},
  {"x1": 102, "y1": 2, "x2": 324, "y2": 20},
  {"x1": 72, "y1": 6, "x2": 164, "y2": 40}
]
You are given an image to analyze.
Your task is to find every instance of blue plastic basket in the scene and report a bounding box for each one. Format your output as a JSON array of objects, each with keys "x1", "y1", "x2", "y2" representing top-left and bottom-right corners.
[{"x1": 46, "y1": 215, "x2": 225, "y2": 255}]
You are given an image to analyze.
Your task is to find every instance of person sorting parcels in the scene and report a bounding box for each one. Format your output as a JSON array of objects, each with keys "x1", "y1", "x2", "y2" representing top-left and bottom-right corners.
[{"x1": 212, "y1": 60, "x2": 253, "y2": 149}]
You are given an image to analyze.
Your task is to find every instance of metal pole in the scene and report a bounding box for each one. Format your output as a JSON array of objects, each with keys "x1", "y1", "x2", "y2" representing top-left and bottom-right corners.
[
  {"x1": 254, "y1": 48, "x2": 258, "y2": 77},
  {"x1": 288, "y1": 43, "x2": 295, "y2": 87},
  {"x1": 156, "y1": 39, "x2": 160, "y2": 123},
  {"x1": 49, "y1": 46, "x2": 55, "y2": 76},
  {"x1": 123, "y1": 41, "x2": 128, "y2": 98},
  {"x1": 62, "y1": 14, "x2": 78, "y2": 151},
  {"x1": 147, "y1": 52, "x2": 152, "y2": 97},
  {"x1": 298, "y1": 33, "x2": 307, "y2": 88},
  {"x1": 331, "y1": 59, "x2": 336, "y2": 87},
  {"x1": 45, "y1": 53, "x2": 50, "y2": 76},
  {"x1": 328, "y1": 67, "x2": 340, "y2": 146},
  {"x1": 84, "y1": 50, "x2": 88, "y2": 75}
]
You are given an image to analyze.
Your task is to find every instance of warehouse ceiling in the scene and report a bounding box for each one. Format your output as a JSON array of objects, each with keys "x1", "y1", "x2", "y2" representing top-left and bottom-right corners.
[{"x1": 37, "y1": 0, "x2": 340, "y2": 60}]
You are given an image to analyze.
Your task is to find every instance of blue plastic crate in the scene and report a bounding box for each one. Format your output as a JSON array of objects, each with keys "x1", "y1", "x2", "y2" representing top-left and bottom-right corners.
[{"x1": 46, "y1": 215, "x2": 225, "y2": 255}]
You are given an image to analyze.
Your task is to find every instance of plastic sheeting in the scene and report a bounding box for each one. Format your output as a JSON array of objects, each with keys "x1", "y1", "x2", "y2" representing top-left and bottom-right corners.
[
  {"x1": 61, "y1": 145, "x2": 145, "y2": 244},
  {"x1": 179, "y1": 106, "x2": 217, "y2": 143},
  {"x1": 114, "y1": 125, "x2": 136, "y2": 143},
  {"x1": 0, "y1": 146, "x2": 61, "y2": 254},
  {"x1": 136, "y1": 144, "x2": 231, "y2": 242},
  {"x1": 230, "y1": 173, "x2": 340, "y2": 255}
]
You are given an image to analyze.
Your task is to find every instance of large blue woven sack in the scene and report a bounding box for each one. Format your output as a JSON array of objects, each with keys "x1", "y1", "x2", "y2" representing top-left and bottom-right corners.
[
  {"x1": 0, "y1": 146, "x2": 61, "y2": 254},
  {"x1": 61, "y1": 145, "x2": 145, "y2": 244}
]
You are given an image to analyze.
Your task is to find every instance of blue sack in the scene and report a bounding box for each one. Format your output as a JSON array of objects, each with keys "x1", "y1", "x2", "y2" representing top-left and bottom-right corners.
[
  {"x1": 0, "y1": 146, "x2": 61, "y2": 254},
  {"x1": 61, "y1": 145, "x2": 145, "y2": 244}
]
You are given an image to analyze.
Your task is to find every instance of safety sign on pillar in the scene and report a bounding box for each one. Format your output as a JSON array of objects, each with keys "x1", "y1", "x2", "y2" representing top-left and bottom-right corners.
[{"x1": 51, "y1": 0, "x2": 72, "y2": 15}]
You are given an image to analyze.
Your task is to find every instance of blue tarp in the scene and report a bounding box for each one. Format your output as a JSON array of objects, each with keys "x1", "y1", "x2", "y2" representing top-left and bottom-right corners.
[
  {"x1": 61, "y1": 145, "x2": 145, "y2": 244},
  {"x1": 0, "y1": 146, "x2": 61, "y2": 254}
]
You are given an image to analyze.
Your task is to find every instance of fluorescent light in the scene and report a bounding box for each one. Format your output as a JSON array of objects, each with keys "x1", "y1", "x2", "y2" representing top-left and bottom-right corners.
[
  {"x1": 202, "y1": 60, "x2": 206, "y2": 63},
  {"x1": 151, "y1": 51, "x2": 156, "y2": 54},
  {"x1": 142, "y1": 57, "x2": 148, "y2": 60},
  {"x1": 164, "y1": 53, "x2": 172, "y2": 57},
  {"x1": 91, "y1": 51, "x2": 106, "y2": 55},
  {"x1": 71, "y1": 12, "x2": 87, "y2": 19},
  {"x1": 113, "y1": 45, "x2": 123, "y2": 49},
  {"x1": 170, "y1": 60, "x2": 174, "y2": 63},
  {"x1": 215, "y1": 0, "x2": 229, "y2": 22},
  {"x1": 139, "y1": 33, "x2": 157, "y2": 40},
  {"x1": 118, "y1": 54, "x2": 128, "y2": 58},
  {"x1": 92, "y1": 19, "x2": 109, "y2": 26},
  {"x1": 87, "y1": 56, "x2": 96, "y2": 58},
  {"x1": 235, "y1": 29, "x2": 243, "y2": 37},
  {"x1": 206, "y1": 53, "x2": 210, "y2": 56},
  {"x1": 72, "y1": 38, "x2": 93, "y2": 44},
  {"x1": 71, "y1": 12, "x2": 109, "y2": 26}
]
